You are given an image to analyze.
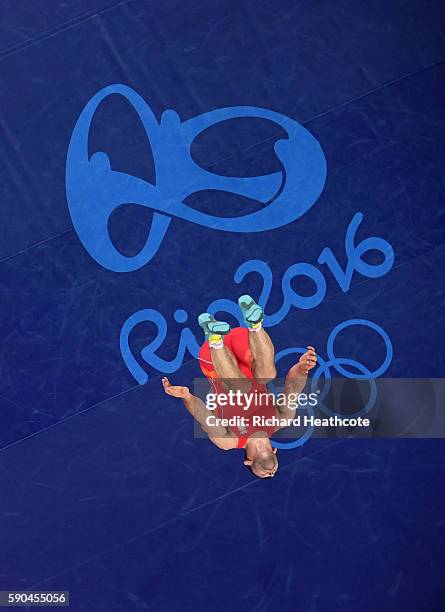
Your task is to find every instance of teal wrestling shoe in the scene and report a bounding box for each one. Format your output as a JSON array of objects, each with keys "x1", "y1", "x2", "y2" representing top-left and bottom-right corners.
[
  {"x1": 198, "y1": 313, "x2": 231, "y2": 343},
  {"x1": 238, "y1": 295, "x2": 264, "y2": 330}
]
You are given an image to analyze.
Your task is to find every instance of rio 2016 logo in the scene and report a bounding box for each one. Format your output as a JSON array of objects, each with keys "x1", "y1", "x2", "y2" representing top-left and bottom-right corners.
[
  {"x1": 66, "y1": 83, "x2": 327, "y2": 271},
  {"x1": 66, "y1": 84, "x2": 394, "y2": 448}
]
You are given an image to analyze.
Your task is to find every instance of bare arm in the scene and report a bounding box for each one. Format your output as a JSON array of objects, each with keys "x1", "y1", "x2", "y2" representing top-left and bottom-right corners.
[
  {"x1": 162, "y1": 377, "x2": 237, "y2": 450},
  {"x1": 275, "y1": 346, "x2": 317, "y2": 428}
]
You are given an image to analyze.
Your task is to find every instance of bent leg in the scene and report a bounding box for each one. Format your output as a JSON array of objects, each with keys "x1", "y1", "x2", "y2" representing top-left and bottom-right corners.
[
  {"x1": 210, "y1": 344, "x2": 242, "y2": 379},
  {"x1": 198, "y1": 329, "x2": 254, "y2": 393},
  {"x1": 210, "y1": 344, "x2": 252, "y2": 393},
  {"x1": 249, "y1": 328, "x2": 276, "y2": 383},
  {"x1": 237, "y1": 295, "x2": 276, "y2": 383}
]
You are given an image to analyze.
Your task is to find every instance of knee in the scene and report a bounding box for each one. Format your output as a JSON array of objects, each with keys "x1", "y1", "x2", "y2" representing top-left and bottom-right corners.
[{"x1": 230, "y1": 377, "x2": 254, "y2": 394}]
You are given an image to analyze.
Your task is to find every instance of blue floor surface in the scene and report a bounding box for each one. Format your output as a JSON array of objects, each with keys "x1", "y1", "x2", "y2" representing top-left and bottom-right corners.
[{"x1": 0, "y1": 1, "x2": 444, "y2": 610}]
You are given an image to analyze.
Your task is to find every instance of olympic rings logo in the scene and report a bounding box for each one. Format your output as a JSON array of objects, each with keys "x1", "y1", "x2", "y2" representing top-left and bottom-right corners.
[{"x1": 271, "y1": 319, "x2": 392, "y2": 449}]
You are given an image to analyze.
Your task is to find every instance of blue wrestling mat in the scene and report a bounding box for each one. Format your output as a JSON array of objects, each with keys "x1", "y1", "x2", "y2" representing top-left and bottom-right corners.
[{"x1": 0, "y1": 1, "x2": 444, "y2": 610}]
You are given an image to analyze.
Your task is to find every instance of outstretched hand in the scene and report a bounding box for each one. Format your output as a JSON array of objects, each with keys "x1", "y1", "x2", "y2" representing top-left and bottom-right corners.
[
  {"x1": 162, "y1": 377, "x2": 191, "y2": 399},
  {"x1": 296, "y1": 346, "x2": 317, "y2": 375}
]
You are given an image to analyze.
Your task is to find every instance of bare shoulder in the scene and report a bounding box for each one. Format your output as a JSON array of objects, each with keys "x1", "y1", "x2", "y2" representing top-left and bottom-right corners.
[
  {"x1": 210, "y1": 432, "x2": 238, "y2": 450},
  {"x1": 274, "y1": 405, "x2": 295, "y2": 431}
]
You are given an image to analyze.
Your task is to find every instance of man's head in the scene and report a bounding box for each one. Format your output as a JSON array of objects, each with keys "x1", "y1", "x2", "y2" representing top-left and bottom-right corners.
[{"x1": 244, "y1": 435, "x2": 278, "y2": 478}]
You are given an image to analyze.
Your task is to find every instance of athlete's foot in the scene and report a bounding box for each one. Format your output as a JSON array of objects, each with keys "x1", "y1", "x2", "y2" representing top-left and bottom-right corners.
[
  {"x1": 198, "y1": 313, "x2": 231, "y2": 348},
  {"x1": 238, "y1": 295, "x2": 264, "y2": 331}
]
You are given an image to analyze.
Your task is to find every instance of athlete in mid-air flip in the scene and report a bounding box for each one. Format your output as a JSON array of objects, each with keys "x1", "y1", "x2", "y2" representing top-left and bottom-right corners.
[{"x1": 162, "y1": 295, "x2": 317, "y2": 478}]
